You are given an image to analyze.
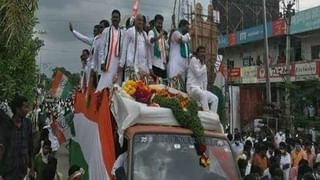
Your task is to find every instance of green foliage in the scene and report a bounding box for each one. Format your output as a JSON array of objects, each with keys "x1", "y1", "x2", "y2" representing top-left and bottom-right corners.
[{"x1": 0, "y1": 0, "x2": 41, "y2": 102}]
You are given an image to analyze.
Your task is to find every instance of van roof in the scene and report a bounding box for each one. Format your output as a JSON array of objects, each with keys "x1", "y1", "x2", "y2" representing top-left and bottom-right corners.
[{"x1": 125, "y1": 125, "x2": 225, "y2": 139}]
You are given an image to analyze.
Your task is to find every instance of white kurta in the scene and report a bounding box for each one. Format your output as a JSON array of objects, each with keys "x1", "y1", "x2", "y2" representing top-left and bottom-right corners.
[
  {"x1": 187, "y1": 57, "x2": 219, "y2": 112},
  {"x1": 120, "y1": 27, "x2": 151, "y2": 75},
  {"x1": 90, "y1": 35, "x2": 104, "y2": 75},
  {"x1": 168, "y1": 31, "x2": 190, "y2": 78},
  {"x1": 71, "y1": 30, "x2": 93, "y2": 46},
  {"x1": 96, "y1": 26, "x2": 124, "y2": 92},
  {"x1": 148, "y1": 30, "x2": 166, "y2": 70},
  {"x1": 280, "y1": 152, "x2": 291, "y2": 180}
]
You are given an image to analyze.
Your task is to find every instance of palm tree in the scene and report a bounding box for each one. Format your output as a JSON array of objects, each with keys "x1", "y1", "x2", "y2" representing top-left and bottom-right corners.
[{"x1": 0, "y1": 0, "x2": 38, "y2": 45}]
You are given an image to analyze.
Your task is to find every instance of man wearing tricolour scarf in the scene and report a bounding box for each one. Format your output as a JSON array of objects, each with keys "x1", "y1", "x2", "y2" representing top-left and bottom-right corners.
[
  {"x1": 97, "y1": 9, "x2": 125, "y2": 92},
  {"x1": 148, "y1": 14, "x2": 167, "y2": 80},
  {"x1": 167, "y1": 19, "x2": 191, "y2": 82}
]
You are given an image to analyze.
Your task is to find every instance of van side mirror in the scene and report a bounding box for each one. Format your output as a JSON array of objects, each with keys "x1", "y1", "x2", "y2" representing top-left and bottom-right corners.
[{"x1": 115, "y1": 166, "x2": 126, "y2": 180}]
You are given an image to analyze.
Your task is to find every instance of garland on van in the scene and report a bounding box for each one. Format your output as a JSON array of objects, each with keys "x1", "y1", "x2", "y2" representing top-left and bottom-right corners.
[{"x1": 152, "y1": 95, "x2": 210, "y2": 167}]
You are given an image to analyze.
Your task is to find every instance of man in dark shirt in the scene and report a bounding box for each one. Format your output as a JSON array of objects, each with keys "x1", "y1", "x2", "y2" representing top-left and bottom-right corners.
[{"x1": 0, "y1": 95, "x2": 33, "y2": 180}]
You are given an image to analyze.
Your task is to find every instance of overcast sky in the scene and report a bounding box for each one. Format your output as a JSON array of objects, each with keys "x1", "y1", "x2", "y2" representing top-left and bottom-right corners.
[{"x1": 35, "y1": 0, "x2": 320, "y2": 76}]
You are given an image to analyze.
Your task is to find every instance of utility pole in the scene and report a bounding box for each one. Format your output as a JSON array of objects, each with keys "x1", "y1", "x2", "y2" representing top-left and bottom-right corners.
[
  {"x1": 283, "y1": 0, "x2": 295, "y2": 129},
  {"x1": 263, "y1": 0, "x2": 272, "y2": 104}
]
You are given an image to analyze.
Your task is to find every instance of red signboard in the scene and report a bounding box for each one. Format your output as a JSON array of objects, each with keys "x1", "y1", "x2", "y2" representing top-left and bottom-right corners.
[
  {"x1": 228, "y1": 33, "x2": 237, "y2": 46},
  {"x1": 228, "y1": 68, "x2": 241, "y2": 77},
  {"x1": 317, "y1": 61, "x2": 320, "y2": 76},
  {"x1": 272, "y1": 19, "x2": 286, "y2": 36}
]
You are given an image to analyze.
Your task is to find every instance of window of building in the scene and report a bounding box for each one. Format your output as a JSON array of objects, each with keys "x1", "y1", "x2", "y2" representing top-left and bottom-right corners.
[{"x1": 311, "y1": 45, "x2": 320, "y2": 60}]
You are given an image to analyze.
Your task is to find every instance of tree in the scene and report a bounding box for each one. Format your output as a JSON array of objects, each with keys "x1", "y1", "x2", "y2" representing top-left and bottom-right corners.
[{"x1": 0, "y1": 0, "x2": 42, "y2": 102}]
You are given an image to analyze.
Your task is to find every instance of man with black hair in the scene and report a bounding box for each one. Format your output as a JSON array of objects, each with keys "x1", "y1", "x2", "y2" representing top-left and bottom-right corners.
[
  {"x1": 33, "y1": 140, "x2": 52, "y2": 180},
  {"x1": 80, "y1": 49, "x2": 90, "y2": 91},
  {"x1": 279, "y1": 142, "x2": 291, "y2": 180},
  {"x1": 97, "y1": 9, "x2": 125, "y2": 92},
  {"x1": 168, "y1": 19, "x2": 191, "y2": 89},
  {"x1": 148, "y1": 14, "x2": 167, "y2": 81},
  {"x1": 186, "y1": 46, "x2": 219, "y2": 113},
  {"x1": 118, "y1": 14, "x2": 151, "y2": 82},
  {"x1": 99, "y1": 19, "x2": 110, "y2": 29},
  {"x1": 0, "y1": 95, "x2": 33, "y2": 179},
  {"x1": 68, "y1": 165, "x2": 84, "y2": 180}
]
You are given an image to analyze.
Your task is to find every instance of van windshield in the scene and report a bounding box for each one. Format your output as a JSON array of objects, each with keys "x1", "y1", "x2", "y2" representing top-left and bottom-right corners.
[{"x1": 132, "y1": 134, "x2": 239, "y2": 180}]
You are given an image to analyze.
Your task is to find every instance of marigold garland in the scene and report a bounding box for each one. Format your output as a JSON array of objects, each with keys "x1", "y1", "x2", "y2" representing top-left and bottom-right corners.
[{"x1": 122, "y1": 81, "x2": 209, "y2": 167}]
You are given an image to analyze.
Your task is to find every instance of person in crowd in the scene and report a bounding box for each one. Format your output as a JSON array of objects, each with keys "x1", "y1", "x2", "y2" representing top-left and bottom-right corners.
[
  {"x1": 1, "y1": 95, "x2": 33, "y2": 179},
  {"x1": 313, "y1": 162, "x2": 320, "y2": 179},
  {"x1": 291, "y1": 140, "x2": 307, "y2": 168},
  {"x1": 118, "y1": 14, "x2": 152, "y2": 82},
  {"x1": 97, "y1": 9, "x2": 125, "y2": 92},
  {"x1": 290, "y1": 159, "x2": 309, "y2": 180},
  {"x1": 148, "y1": 14, "x2": 167, "y2": 82},
  {"x1": 99, "y1": 19, "x2": 110, "y2": 29},
  {"x1": 168, "y1": 19, "x2": 191, "y2": 88},
  {"x1": 298, "y1": 163, "x2": 313, "y2": 180},
  {"x1": 231, "y1": 134, "x2": 244, "y2": 158},
  {"x1": 238, "y1": 158, "x2": 249, "y2": 178},
  {"x1": 279, "y1": 142, "x2": 291, "y2": 180},
  {"x1": 305, "y1": 141, "x2": 316, "y2": 168},
  {"x1": 42, "y1": 156, "x2": 62, "y2": 180},
  {"x1": 80, "y1": 49, "x2": 90, "y2": 91},
  {"x1": 68, "y1": 165, "x2": 85, "y2": 180},
  {"x1": 33, "y1": 140, "x2": 52, "y2": 180},
  {"x1": 186, "y1": 46, "x2": 219, "y2": 112},
  {"x1": 252, "y1": 143, "x2": 268, "y2": 173}
]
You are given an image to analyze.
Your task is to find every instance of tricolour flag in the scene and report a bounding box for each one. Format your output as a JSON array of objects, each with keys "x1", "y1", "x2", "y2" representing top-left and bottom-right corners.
[
  {"x1": 69, "y1": 90, "x2": 115, "y2": 180},
  {"x1": 131, "y1": 0, "x2": 140, "y2": 18},
  {"x1": 50, "y1": 70, "x2": 73, "y2": 99}
]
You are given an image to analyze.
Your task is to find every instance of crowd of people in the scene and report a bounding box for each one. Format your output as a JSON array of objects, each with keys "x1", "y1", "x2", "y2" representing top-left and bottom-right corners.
[
  {"x1": 71, "y1": 9, "x2": 219, "y2": 113},
  {"x1": 229, "y1": 127, "x2": 320, "y2": 180},
  {"x1": 0, "y1": 96, "x2": 85, "y2": 180}
]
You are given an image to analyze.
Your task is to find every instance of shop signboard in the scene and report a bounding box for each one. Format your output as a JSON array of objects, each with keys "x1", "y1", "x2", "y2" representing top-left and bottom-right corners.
[
  {"x1": 295, "y1": 62, "x2": 319, "y2": 81},
  {"x1": 291, "y1": 6, "x2": 320, "y2": 34},
  {"x1": 228, "y1": 68, "x2": 241, "y2": 82},
  {"x1": 241, "y1": 66, "x2": 257, "y2": 84},
  {"x1": 257, "y1": 65, "x2": 294, "y2": 82}
]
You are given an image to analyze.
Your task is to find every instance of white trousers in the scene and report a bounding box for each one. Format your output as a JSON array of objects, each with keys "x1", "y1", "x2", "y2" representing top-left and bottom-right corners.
[{"x1": 188, "y1": 86, "x2": 219, "y2": 113}]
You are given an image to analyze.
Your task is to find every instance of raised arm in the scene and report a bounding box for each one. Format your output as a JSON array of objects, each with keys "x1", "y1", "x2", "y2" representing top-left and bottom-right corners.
[{"x1": 69, "y1": 22, "x2": 93, "y2": 46}]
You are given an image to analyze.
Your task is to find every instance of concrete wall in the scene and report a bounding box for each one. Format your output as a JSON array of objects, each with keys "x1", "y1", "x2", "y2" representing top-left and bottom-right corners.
[
  {"x1": 223, "y1": 39, "x2": 280, "y2": 68},
  {"x1": 300, "y1": 32, "x2": 320, "y2": 61}
]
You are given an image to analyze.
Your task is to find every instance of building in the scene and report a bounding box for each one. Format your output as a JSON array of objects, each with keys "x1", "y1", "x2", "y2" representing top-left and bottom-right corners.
[
  {"x1": 212, "y1": 0, "x2": 280, "y2": 33},
  {"x1": 218, "y1": 5, "x2": 320, "y2": 129}
]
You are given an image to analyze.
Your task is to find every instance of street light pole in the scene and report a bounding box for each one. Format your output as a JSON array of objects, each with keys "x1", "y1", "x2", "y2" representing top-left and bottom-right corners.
[
  {"x1": 263, "y1": 0, "x2": 272, "y2": 104},
  {"x1": 283, "y1": 0, "x2": 295, "y2": 129}
]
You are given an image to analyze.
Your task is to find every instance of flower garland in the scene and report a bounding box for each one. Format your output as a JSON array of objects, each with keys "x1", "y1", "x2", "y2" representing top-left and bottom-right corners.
[
  {"x1": 152, "y1": 95, "x2": 209, "y2": 168},
  {"x1": 122, "y1": 81, "x2": 210, "y2": 167}
]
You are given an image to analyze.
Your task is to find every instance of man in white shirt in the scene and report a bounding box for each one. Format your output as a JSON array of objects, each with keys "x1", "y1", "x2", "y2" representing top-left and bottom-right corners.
[
  {"x1": 168, "y1": 19, "x2": 191, "y2": 87},
  {"x1": 186, "y1": 46, "x2": 219, "y2": 113},
  {"x1": 118, "y1": 14, "x2": 152, "y2": 82},
  {"x1": 279, "y1": 142, "x2": 291, "y2": 180},
  {"x1": 148, "y1": 14, "x2": 167, "y2": 81},
  {"x1": 79, "y1": 49, "x2": 90, "y2": 91},
  {"x1": 96, "y1": 9, "x2": 125, "y2": 92},
  {"x1": 88, "y1": 25, "x2": 104, "y2": 87}
]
